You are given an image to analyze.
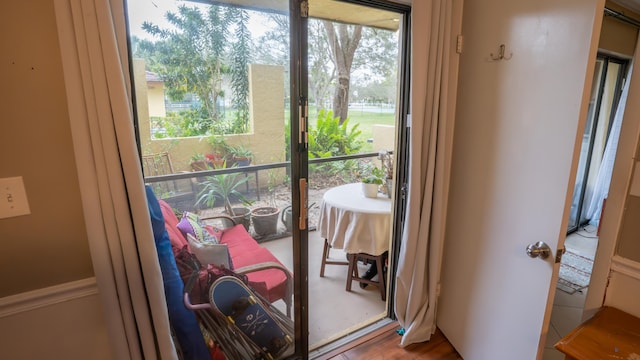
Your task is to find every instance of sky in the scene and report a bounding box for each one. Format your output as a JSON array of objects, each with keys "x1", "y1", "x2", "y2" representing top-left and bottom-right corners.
[
  {"x1": 126, "y1": 0, "x2": 274, "y2": 41},
  {"x1": 126, "y1": 0, "x2": 183, "y2": 40}
]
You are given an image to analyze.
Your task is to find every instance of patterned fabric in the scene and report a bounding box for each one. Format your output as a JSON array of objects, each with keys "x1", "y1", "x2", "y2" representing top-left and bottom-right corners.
[{"x1": 176, "y1": 211, "x2": 219, "y2": 245}]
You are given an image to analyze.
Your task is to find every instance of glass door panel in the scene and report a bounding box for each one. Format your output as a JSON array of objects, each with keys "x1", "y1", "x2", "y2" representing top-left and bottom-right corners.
[
  {"x1": 126, "y1": 1, "x2": 300, "y2": 358},
  {"x1": 305, "y1": 0, "x2": 406, "y2": 350},
  {"x1": 126, "y1": 0, "x2": 410, "y2": 357},
  {"x1": 567, "y1": 56, "x2": 627, "y2": 233},
  {"x1": 579, "y1": 62, "x2": 621, "y2": 222}
]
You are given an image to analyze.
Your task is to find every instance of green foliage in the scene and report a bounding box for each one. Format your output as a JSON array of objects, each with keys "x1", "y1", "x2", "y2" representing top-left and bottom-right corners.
[
  {"x1": 227, "y1": 144, "x2": 253, "y2": 159},
  {"x1": 139, "y1": 4, "x2": 251, "y2": 136},
  {"x1": 150, "y1": 108, "x2": 214, "y2": 138},
  {"x1": 207, "y1": 135, "x2": 229, "y2": 154},
  {"x1": 284, "y1": 117, "x2": 291, "y2": 161},
  {"x1": 196, "y1": 164, "x2": 254, "y2": 215},
  {"x1": 229, "y1": 9, "x2": 251, "y2": 134},
  {"x1": 361, "y1": 165, "x2": 385, "y2": 185},
  {"x1": 191, "y1": 153, "x2": 205, "y2": 161},
  {"x1": 308, "y1": 110, "x2": 363, "y2": 158},
  {"x1": 307, "y1": 110, "x2": 363, "y2": 178}
]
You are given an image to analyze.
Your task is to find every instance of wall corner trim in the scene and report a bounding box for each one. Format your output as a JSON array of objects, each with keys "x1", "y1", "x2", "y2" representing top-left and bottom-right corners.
[
  {"x1": 610, "y1": 255, "x2": 640, "y2": 279},
  {"x1": 0, "y1": 278, "x2": 98, "y2": 318}
]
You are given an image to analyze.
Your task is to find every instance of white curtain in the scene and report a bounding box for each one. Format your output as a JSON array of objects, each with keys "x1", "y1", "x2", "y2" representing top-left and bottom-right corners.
[
  {"x1": 586, "y1": 62, "x2": 633, "y2": 226},
  {"x1": 54, "y1": 0, "x2": 176, "y2": 358},
  {"x1": 394, "y1": 0, "x2": 463, "y2": 346}
]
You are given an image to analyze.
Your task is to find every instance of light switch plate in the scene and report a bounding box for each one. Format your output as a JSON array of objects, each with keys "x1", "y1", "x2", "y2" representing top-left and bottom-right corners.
[{"x1": 0, "y1": 176, "x2": 31, "y2": 219}]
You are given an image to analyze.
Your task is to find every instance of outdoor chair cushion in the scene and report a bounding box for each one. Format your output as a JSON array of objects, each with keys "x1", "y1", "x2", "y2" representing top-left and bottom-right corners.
[
  {"x1": 218, "y1": 225, "x2": 289, "y2": 304},
  {"x1": 158, "y1": 200, "x2": 291, "y2": 307}
]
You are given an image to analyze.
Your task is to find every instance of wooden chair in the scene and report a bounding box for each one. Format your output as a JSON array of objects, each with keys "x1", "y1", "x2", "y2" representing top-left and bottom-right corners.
[
  {"x1": 319, "y1": 239, "x2": 349, "y2": 277},
  {"x1": 346, "y1": 252, "x2": 387, "y2": 301},
  {"x1": 142, "y1": 152, "x2": 194, "y2": 200}
]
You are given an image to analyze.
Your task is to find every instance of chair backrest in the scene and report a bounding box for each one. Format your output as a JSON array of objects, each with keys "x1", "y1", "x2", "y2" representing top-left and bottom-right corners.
[
  {"x1": 142, "y1": 152, "x2": 181, "y2": 197},
  {"x1": 142, "y1": 152, "x2": 174, "y2": 176}
]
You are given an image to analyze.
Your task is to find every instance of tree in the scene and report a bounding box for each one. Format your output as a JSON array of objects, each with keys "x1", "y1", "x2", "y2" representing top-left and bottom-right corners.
[
  {"x1": 229, "y1": 9, "x2": 252, "y2": 133},
  {"x1": 139, "y1": 4, "x2": 252, "y2": 135},
  {"x1": 308, "y1": 20, "x2": 335, "y2": 114},
  {"x1": 322, "y1": 21, "x2": 362, "y2": 124}
]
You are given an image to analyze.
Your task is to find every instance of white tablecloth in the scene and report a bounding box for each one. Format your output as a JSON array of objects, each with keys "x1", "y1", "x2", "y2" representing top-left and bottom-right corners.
[{"x1": 318, "y1": 183, "x2": 391, "y2": 255}]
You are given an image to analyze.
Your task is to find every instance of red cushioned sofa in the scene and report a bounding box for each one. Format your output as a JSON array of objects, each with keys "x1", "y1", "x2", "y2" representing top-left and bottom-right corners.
[{"x1": 159, "y1": 199, "x2": 293, "y2": 316}]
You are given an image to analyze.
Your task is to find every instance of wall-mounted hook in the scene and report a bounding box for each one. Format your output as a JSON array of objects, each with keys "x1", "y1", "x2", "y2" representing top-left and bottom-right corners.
[{"x1": 490, "y1": 44, "x2": 512, "y2": 61}]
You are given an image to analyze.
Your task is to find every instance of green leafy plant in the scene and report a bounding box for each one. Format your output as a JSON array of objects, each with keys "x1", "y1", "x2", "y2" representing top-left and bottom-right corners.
[
  {"x1": 206, "y1": 135, "x2": 229, "y2": 154},
  {"x1": 227, "y1": 144, "x2": 253, "y2": 159},
  {"x1": 308, "y1": 110, "x2": 363, "y2": 158},
  {"x1": 191, "y1": 153, "x2": 205, "y2": 161},
  {"x1": 196, "y1": 163, "x2": 254, "y2": 215},
  {"x1": 308, "y1": 110, "x2": 363, "y2": 177},
  {"x1": 361, "y1": 164, "x2": 385, "y2": 185}
]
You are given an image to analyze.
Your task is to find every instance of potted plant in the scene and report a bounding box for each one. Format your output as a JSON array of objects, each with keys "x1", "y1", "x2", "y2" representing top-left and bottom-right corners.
[
  {"x1": 206, "y1": 135, "x2": 229, "y2": 166},
  {"x1": 227, "y1": 144, "x2": 253, "y2": 167},
  {"x1": 195, "y1": 163, "x2": 254, "y2": 230},
  {"x1": 361, "y1": 164, "x2": 385, "y2": 198},
  {"x1": 204, "y1": 152, "x2": 225, "y2": 168},
  {"x1": 251, "y1": 169, "x2": 281, "y2": 237},
  {"x1": 190, "y1": 153, "x2": 208, "y2": 171}
]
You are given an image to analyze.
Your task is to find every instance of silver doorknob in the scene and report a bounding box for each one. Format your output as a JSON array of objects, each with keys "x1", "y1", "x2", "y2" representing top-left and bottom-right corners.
[{"x1": 526, "y1": 241, "x2": 551, "y2": 259}]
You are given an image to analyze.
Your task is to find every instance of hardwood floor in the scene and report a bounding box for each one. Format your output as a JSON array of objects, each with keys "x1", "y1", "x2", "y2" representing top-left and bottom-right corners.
[{"x1": 317, "y1": 323, "x2": 463, "y2": 359}]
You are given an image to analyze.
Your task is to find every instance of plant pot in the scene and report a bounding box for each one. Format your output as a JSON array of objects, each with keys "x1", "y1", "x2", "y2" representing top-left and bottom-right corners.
[
  {"x1": 234, "y1": 156, "x2": 251, "y2": 167},
  {"x1": 190, "y1": 160, "x2": 208, "y2": 171},
  {"x1": 251, "y1": 206, "x2": 280, "y2": 236},
  {"x1": 210, "y1": 158, "x2": 225, "y2": 169},
  {"x1": 227, "y1": 207, "x2": 251, "y2": 231},
  {"x1": 362, "y1": 183, "x2": 379, "y2": 198}
]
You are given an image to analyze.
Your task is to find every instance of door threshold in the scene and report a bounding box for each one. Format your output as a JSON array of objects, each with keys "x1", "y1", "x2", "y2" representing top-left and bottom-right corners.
[{"x1": 309, "y1": 318, "x2": 398, "y2": 360}]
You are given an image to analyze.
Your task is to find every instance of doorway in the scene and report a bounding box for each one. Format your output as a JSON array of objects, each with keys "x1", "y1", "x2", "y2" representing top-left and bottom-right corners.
[
  {"x1": 544, "y1": 53, "x2": 630, "y2": 359},
  {"x1": 125, "y1": 0, "x2": 410, "y2": 357}
]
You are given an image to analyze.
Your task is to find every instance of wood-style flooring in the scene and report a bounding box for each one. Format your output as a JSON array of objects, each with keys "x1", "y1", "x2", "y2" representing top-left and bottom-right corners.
[{"x1": 318, "y1": 323, "x2": 463, "y2": 359}]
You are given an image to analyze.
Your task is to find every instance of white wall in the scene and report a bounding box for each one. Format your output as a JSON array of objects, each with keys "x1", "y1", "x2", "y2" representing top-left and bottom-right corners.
[{"x1": 586, "y1": 31, "x2": 640, "y2": 319}]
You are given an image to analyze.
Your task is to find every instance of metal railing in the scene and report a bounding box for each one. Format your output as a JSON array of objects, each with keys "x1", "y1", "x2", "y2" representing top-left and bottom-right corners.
[{"x1": 143, "y1": 151, "x2": 387, "y2": 184}]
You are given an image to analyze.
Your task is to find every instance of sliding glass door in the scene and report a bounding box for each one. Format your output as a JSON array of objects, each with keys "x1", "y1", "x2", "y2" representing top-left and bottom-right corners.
[
  {"x1": 126, "y1": 0, "x2": 409, "y2": 357},
  {"x1": 567, "y1": 54, "x2": 628, "y2": 233}
]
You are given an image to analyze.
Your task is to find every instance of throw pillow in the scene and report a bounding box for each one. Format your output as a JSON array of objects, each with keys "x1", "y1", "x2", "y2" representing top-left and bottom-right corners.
[
  {"x1": 187, "y1": 233, "x2": 232, "y2": 269},
  {"x1": 176, "y1": 211, "x2": 219, "y2": 244}
]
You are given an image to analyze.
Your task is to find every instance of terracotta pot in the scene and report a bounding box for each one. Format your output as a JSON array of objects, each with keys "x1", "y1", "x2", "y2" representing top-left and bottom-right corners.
[{"x1": 190, "y1": 160, "x2": 208, "y2": 171}]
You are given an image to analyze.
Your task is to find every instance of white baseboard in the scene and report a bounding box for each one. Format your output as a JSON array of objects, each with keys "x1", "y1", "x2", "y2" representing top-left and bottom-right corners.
[
  {"x1": 0, "y1": 277, "x2": 98, "y2": 318},
  {"x1": 610, "y1": 255, "x2": 640, "y2": 280}
]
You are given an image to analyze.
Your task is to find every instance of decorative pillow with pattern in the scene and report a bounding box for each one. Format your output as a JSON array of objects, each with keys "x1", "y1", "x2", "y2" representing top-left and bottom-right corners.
[
  {"x1": 176, "y1": 211, "x2": 219, "y2": 245},
  {"x1": 187, "y1": 233, "x2": 231, "y2": 269}
]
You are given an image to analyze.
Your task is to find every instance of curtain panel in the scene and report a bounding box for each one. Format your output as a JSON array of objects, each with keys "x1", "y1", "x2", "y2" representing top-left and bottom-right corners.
[
  {"x1": 394, "y1": 0, "x2": 463, "y2": 346},
  {"x1": 53, "y1": 0, "x2": 176, "y2": 358},
  {"x1": 585, "y1": 62, "x2": 633, "y2": 226}
]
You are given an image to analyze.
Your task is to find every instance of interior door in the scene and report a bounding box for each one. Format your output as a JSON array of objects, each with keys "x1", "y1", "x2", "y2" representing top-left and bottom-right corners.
[{"x1": 437, "y1": 0, "x2": 605, "y2": 358}]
